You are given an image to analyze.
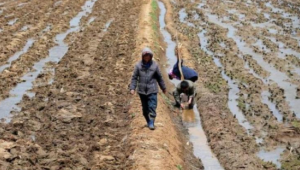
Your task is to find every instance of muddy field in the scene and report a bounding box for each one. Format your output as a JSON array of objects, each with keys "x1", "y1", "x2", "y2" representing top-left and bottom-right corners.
[
  {"x1": 0, "y1": 0, "x2": 300, "y2": 169},
  {"x1": 168, "y1": 0, "x2": 300, "y2": 169},
  {"x1": 0, "y1": 0, "x2": 202, "y2": 169}
]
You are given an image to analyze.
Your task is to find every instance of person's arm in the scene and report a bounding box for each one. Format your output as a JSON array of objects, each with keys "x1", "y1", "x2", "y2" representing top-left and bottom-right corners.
[
  {"x1": 129, "y1": 65, "x2": 139, "y2": 93},
  {"x1": 156, "y1": 66, "x2": 166, "y2": 93}
]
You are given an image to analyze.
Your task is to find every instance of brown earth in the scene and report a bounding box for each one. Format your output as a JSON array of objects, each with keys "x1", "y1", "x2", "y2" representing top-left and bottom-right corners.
[
  {"x1": 169, "y1": 0, "x2": 300, "y2": 169},
  {"x1": 164, "y1": 0, "x2": 282, "y2": 169},
  {"x1": 0, "y1": 0, "x2": 202, "y2": 169},
  {"x1": 127, "y1": 0, "x2": 202, "y2": 169}
]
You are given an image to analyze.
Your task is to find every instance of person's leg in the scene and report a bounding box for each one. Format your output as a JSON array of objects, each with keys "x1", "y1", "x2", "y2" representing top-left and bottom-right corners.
[
  {"x1": 147, "y1": 93, "x2": 158, "y2": 130},
  {"x1": 139, "y1": 94, "x2": 150, "y2": 125}
]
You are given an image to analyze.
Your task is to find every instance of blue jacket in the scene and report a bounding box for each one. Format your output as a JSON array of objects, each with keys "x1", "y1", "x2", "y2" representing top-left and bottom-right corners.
[{"x1": 173, "y1": 59, "x2": 198, "y2": 81}]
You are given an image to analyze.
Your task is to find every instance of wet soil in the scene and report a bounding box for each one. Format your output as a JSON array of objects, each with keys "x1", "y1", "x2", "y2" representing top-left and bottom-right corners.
[
  {"x1": 168, "y1": 0, "x2": 300, "y2": 169},
  {"x1": 0, "y1": 0, "x2": 138, "y2": 169},
  {"x1": 127, "y1": 0, "x2": 203, "y2": 169},
  {"x1": 0, "y1": 0, "x2": 202, "y2": 169}
]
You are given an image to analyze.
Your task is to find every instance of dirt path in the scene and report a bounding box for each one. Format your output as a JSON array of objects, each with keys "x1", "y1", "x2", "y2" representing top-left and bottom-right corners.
[{"x1": 128, "y1": 0, "x2": 202, "y2": 169}]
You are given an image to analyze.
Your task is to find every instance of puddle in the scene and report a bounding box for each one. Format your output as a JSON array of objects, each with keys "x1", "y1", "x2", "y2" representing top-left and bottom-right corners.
[
  {"x1": 41, "y1": 24, "x2": 52, "y2": 33},
  {"x1": 261, "y1": 91, "x2": 283, "y2": 122},
  {"x1": 264, "y1": 13, "x2": 270, "y2": 19},
  {"x1": 257, "y1": 146, "x2": 285, "y2": 169},
  {"x1": 87, "y1": 17, "x2": 96, "y2": 25},
  {"x1": 54, "y1": 1, "x2": 62, "y2": 7},
  {"x1": 104, "y1": 19, "x2": 113, "y2": 31},
  {"x1": 268, "y1": 37, "x2": 300, "y2": 59},
  {"x1": 8, "y1": 18, "x2": 18, "y2": 25},
  {"x1": 253, "y1": 39, "x2": 271, "y2": 53},
  {"x1": 0, "y1": 38, "x2": 35, "y2": 72},
  {"x1": 204, "y1": 12, "x2": 300, "y2": 118},
  {"x1": 17, "y1": 2, "x2": 27, "y2": 7},
  {"x1": 159, "y1": 1, "x2": 224, "y2": 169},
  {"x1": 228, "y1": 9, "x2": 245, "y2": 20},
  {"x1": 179, "y1": 8, "x2": 195, "y2": 27},
  {"x1": 0, "y1": 0, "x2": 101, "y2": 122},
  {"x1": 255, "y1": 137, "x2": 264, "y2": 144},
  {"x1": 268, "y1": 28, "x2": 278, "y2": 34},
  {"x1": 21, "y1": 25, "x2": 29, "y2": 31},
  {"x1": 266, "y1": 2, "x2": 300, "y2": 32}
]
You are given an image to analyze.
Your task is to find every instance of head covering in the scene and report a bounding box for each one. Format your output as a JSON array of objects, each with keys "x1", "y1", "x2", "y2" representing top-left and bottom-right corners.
[
  {"x1": 141, "y1": 47, "x2": 153, "y2": 69},
  {"x1": 141, "y1": 47, "x2": 153, "y2": 58}
]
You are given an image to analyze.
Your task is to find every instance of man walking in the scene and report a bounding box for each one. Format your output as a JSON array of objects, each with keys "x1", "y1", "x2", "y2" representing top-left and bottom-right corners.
[{"x1": 130, "y1": 47, "x2": 166, "y2": 130}]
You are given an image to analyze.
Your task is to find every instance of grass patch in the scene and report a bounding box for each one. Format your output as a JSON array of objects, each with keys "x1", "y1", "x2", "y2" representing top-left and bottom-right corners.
[
  {"x1": 237, "y1": 97, "x2": 246, "y2": 112},
  {"x1": 176, "y1": 164, "x2": 183, "y2": 170},
  {"x1": 291, "y1": 120, "x2": 300, "y2": 130},
  {"x1": 150, "y1": 0, "x2": 159, "y2": 37},
  {"x1": 161, "y1": 93, "x2": 172, "y2": 106},
  {"x1": 282, "y1": 156, "x2": 300, "y2": 170},
  {"x1": 204, "y1": 80, "x2": 223, "y2": 93}
]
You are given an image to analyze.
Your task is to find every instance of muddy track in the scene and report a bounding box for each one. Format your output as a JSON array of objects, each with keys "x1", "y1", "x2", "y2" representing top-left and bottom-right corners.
[
  {"x1": 0, "y1": 0, "x2": 139, "y2": 169},
  {"x1": 169, "y1": 0, "x2": 300, "y2": 169},
  {"x1": 163, "y1": 1, "x2": 265, "y2": 169},
  {"x1": 1, "y1": 0, "x2": 300, "y2": 169},
  {"x1": 0, "y1": 0, "x2": 86, "y2": 65},
  {"x1": 127, "y1": 0, "x2": 202, "y2": 169},
  {"x1": 0, "y1": 0, "x2": 88, "y2": 100}
]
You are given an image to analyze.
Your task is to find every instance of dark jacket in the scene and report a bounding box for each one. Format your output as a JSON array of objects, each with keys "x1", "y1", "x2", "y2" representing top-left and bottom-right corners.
[
  {"x1": 173, "y1": 59, "x2": 198, "y2": 81},
  {"x1": 130, "y1": 48, "x2": 166, "y2": 95},
  {"x1": 173, "y1": 80, "x2": 195, "y2": 104}
]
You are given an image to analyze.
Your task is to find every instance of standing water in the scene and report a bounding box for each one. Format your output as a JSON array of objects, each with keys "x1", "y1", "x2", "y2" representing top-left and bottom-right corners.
[
  {"x1": 203, "y1": 12, "x2": 300, "y2": 118},
  {"x1": 0, "y1": 0, "x2": 103, "y2": 122},
  {"x1": 257, "y1": 146, "x2": 285, "y2": 169},
  {"x1": 0, "y1": 38, "x2": 35, "y2": 72},
  {"x1": 158, "y1": 1, "x2": 224, "y2": 169},
  {"x1": 198, "y1": 30, "x2": 253, "y2": 133}
]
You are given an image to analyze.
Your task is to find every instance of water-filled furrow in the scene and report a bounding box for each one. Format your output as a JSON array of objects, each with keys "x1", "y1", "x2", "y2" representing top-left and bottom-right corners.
[
  {"x1": 0, "y1": 38, "x2": 35, "y2": 72},
  {"x1": 0, "y1": 0, "x2": 101, "y2": 122},
  {"x1": 158, "y1": 2, "x2": 224, "y2": 169},
  {"x1": 203, "y1": 11, "x2": 300, "y2": 118},
  {"x1": 198, "y1": 29, "x2": 253, "y2": 133}
]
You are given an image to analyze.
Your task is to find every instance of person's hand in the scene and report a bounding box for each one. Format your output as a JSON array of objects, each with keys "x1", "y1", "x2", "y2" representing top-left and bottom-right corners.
[
  {"x1": 188, "y1": 97, "x2": 193, "y2": 104},
  {"x1": 130, "y1": 90, "x2": 135, "y2": 95},
  {"x1": 163, "y1": 89, "x2": 167, "y2": 94},
  {"x1": 180, "y1": 103, "x2": 185, "y2": 109}
]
